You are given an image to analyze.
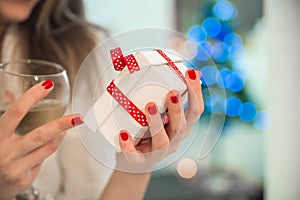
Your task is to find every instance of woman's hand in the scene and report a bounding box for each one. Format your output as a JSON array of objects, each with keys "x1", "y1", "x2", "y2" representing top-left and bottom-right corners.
[
  {"x1": 116, "y1": 69, "x2": 203, "y2": 171},
  {"x1": 0, "y1": 81, "x2": 83, "y2": 200}
]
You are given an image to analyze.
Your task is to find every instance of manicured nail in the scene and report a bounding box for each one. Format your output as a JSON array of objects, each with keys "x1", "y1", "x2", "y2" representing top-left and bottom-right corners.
[
  {"x1": 148, "y1": 103, "x2": 157, "y2": 115},
  {"x1": 120, "y1": 130, "x2": 129, "y2": 141},
  {"x1": 188, "y1": 69, "x2": 197, "y2": 80},
  {"x1": 170, "y1": 93, "x2": 179, "y2": 104},
  {"x1": 42, "y1": 80, "x2": 53, "y2": 89},
  {"x1": 71, "y1": 116, "x2": 84, "y2": 126}
]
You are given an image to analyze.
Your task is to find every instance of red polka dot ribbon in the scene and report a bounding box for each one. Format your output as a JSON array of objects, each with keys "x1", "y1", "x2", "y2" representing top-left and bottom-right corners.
[
  {"x1": 107, "y1": 81, "x2": 148, "y2": 127},
  {"x1": 156, "y1": 49, "x2": 186, "y2": 83},
  {"x1": 110, "y1": 47, "x2": 140, "y2": 74}
]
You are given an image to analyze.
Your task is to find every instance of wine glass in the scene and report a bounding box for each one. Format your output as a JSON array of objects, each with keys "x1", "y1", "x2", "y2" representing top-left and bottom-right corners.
[
  {"x1": 0, "y1": 59, "x2": 70, "y2": 200},
  {"x1": 0, "y1": 59, "x2": 70, "y2": 135}
]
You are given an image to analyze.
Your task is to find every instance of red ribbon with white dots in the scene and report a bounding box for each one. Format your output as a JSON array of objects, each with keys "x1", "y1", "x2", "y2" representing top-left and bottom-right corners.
[
  {"x1": 110, "y1": 47, "x2": 140, "y2": 74},
  {"x1": 156, "y1": 49, "x2": 186, "y2": 83},
  {"x1": 107, "y1": 81, "x2": 148, "y2": 127}
]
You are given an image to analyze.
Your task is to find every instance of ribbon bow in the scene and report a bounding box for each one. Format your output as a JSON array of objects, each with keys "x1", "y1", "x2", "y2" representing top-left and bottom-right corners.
[{"x1": 110, "y1": 47, "x2": 140, "y2": 74}]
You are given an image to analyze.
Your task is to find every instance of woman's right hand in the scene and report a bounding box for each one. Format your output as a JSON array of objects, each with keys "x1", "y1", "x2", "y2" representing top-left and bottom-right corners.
[{"x1": 0, "y1": 81, "x2": 83, "y2": 200}]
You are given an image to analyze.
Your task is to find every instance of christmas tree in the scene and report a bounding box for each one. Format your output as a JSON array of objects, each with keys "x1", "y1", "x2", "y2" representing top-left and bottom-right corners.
[{"x1": 186, "y1": 0, "x2": 267, "y2": 130}]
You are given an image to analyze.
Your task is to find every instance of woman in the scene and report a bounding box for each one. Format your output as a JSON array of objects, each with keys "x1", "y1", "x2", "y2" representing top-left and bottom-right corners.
[{"x1": 0, "y1": 0, "x2": 203, "y2": 199}]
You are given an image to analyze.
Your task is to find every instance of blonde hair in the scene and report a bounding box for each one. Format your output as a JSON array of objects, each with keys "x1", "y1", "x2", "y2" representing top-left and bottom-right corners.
[{"x1": 2, "y1": 0, "x2": 107, "y2": 85}]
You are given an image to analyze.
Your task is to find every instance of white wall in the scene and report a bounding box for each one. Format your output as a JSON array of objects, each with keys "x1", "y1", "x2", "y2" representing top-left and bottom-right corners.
[
  {"x1": 265, "y1": 0, "x2": 300, "y2": 199},
  {"x1": 85, "y1": 0, "x2": 175, "y2": 34}
]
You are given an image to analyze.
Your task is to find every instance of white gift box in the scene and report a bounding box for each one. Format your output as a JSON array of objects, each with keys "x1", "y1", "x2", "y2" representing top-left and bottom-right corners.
[{"x1": 84, "y1": 50, "x2": 189, "y2": 149}]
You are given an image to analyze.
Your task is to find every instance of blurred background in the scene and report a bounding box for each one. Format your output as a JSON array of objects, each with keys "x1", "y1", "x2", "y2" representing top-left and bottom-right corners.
[{"x1": 84, "y1": 0, "x2": 300, "y2": 199}]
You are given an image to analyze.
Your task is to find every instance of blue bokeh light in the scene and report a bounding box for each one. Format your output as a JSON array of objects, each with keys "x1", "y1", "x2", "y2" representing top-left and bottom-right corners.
[
  {"x1": 187, "y1": 25, "x2": 207, "y2": 43},
  {"x1": 202, "y1": 17, "x2": 222, "y2": 38},
  {"x1": 239, "y1": 102, "x2": 257, "y2": 122},
  {"x1": 225, "y1": 96, "x2": 242, "y2": 117},
  {"x1": 216, "y1": 22, "x2": 233, "y2": 41},
  {"x1": 254, "y1": 111, "x2": 271, "y2": 130},
  {"x1": 216, "y1": 68, "x2": 231, "y2": 88},
  {"x1": 226, "y1": 72, "x2": 245, "y2": 92},
  {"x1": 201, "y1": 66, "x2": 219, "y2": 86},
  {"x1": 212, "y1": 42, "x2": 230, "y2": 62},
  {"x1": 213, "y1": 0, "x2": 236, "y2": 21},
  {"x1": 196, "y1": 42, "x2": 212, "y2": 61},
  {"x1": 206, "y1": 94, "x2": 225, "y2": 114},
  {"x1": 224, "y1": 33, "x2": 242, "y2": 47}
]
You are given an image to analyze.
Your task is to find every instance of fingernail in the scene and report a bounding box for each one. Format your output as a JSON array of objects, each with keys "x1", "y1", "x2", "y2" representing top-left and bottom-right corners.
[
  {"x1": 42, "y1": 80, "x2": 53, "y2": 89},
  {"x1": 148, "y1": 103, "x2": 157, "y2": 115},
  {"x1": 170, "y1": 93, "x2": 179, "y2": 104},
  {"x1": 71, "y1": 116, "x2": 84, "y2": 126},
  {"x1": 120, "y1": 130, "x2": 129, "y2": 141},
  {"x1": 188, "y1": 69, "x2": 197, "y2": 80}
]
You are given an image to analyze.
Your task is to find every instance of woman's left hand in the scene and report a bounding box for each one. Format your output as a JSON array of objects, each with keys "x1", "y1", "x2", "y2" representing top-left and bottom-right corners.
[{"x1": 116, "y1": 69, "x2": 203, "y2": 170}]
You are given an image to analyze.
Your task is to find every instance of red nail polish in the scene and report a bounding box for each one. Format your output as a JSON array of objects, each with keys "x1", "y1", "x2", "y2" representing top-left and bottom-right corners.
[
  {"x1": 148, "y1": 103, "x2": 157, "y2": 115},
  {"x1": 71, "y1": 116, "x2": 84, "y2": 126},
  {"x1": 42, "y1": 80, "x2": 53, "y2": 89},
  {"x1": 170, "y1": 94, "x2": 179, "y2": 104},
  {"x1": 120, "y1": 130, "x2": 129, "y2": 141},
  {"x1": 188, "y1": 69, "x2": 197, "y2": 80}
]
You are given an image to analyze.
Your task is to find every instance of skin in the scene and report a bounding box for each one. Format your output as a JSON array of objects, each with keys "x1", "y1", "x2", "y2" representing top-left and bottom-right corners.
[{"x1": 0, "y1": 1, "x2": 204, "y2": 199}]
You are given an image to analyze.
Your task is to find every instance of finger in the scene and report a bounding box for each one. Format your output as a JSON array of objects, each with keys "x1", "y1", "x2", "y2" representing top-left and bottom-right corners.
[
  {"x1": 145, "y1": 102, "x2": 169, "y2": 150},
  {"x1": 29, "y1": 164, "x2": 41, "y2": 179},
  {"x1": 0, "y1": 80, "x2": 54, "y2": 138},
  {"x1": 13, "y1": 133, "x2": 64, "y2": 173},
  {"x1": 119, "y1": 130, "x2": 144, "y2": 164},
  {"x1": 184, "y1": 69, "x2": 204, "y2": 128},
  {"x1": 165, "y1": 91, "x2": 187, "y2": 141},
  {"x1": 14, "y1": 114, "x2": 83, "y2": 158},
  {"x1": 119, "y1": 130, "x2": 138, "y2": 153},
  {"x1": 15, "y1": 164, "x2": 41, "y2": 191}
]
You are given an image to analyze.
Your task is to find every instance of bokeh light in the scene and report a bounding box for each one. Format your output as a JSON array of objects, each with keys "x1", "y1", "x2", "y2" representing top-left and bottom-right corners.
[
  {"x1": 225, "y1": 96, "x2": 242, "y2": 117},
  {"x1": 254, "y1": 111, "x2": 271, "y2": 130},
  {"x1": 186, "y1": 0, "x2": 261, "y2": 129},
  {"x1": 226, "y1": 72, "x2": 245, "y2": 92},
  {"x1": 239, "y1": 102, "x2": 257, "y2": 122},
  {"x1": 202, "y1": 17, "x2": 222, "y2": 38},
  {"x1": 187, "y1": 25, "x2": 207, "y2": 42},
  {"x1": 196, "y1": 41, "x2": 212, "y2": 61},
  {"x1": 216, "y1": 68, "x2": 231, "y2": 88},
  {"x1": 201, "y1": 66, "x2": 219, "y2": 86},
  {"x1": 177, "y1": 158, "x2": 197, "y2": 179},
  {"x1": 212, "y1": 42, "x2": 230, "y2": 62},
  {"x1": 216, "y1": 22, "x2": 233, "y2": 41},
  {"x1": 213, "y1": 0, "x2": 236, "y2": 21},
  {"x1": 224, "y1": 33, "x2": 242, "y2": 47},
  {"x1": 206, "y1": 94, "x2": 225, "y2": 114}
]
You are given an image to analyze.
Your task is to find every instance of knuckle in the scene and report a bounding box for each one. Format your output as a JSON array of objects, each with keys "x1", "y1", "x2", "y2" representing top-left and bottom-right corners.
[
  {"x1": 17, "y1": 178, "x2": 31, "y2": 189},
  {"x1": 9, "y1": 105, "x2": 24, "y2": 119},
  {"x1": 46, "y1": 142, "x2": 59, "y2": 154},
  {"x1": 169, "y1": 126, "x2": 179, "y2": 135},
  {"x1": 0, "y1": 168, "x2": 18, "y2": 186},
  {"x1": 190, "y1": 107, "x2": 202, "y2": 118},
  {"x1": 31, "y1": 131, "x2": 47, "y2": 146}
]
